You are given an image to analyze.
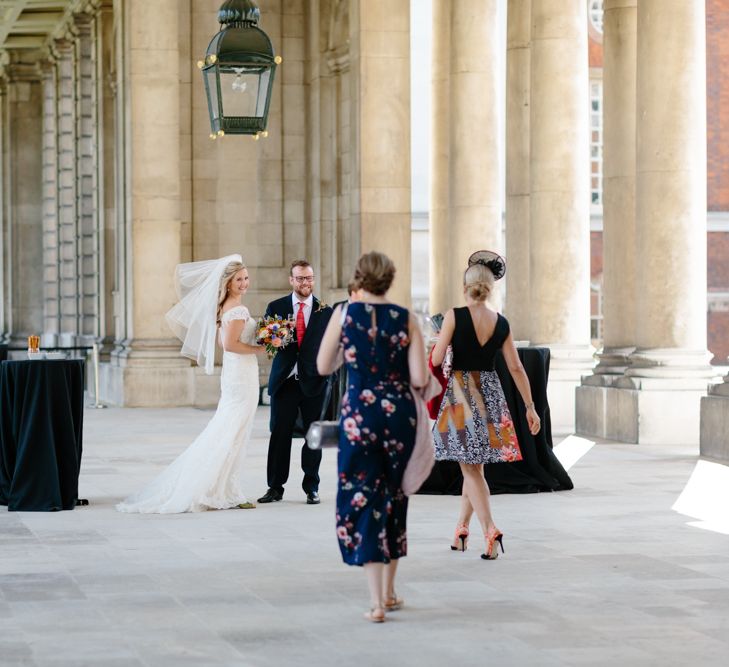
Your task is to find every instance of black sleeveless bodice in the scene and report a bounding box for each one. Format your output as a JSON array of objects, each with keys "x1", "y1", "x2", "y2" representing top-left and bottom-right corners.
[{"x1": 451, "y1": 307, "x2": 511, "y2": 371}]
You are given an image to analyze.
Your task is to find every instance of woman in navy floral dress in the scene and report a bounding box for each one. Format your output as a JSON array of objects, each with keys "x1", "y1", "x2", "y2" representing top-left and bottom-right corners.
[{"x1": 318, "y1": 252, "x2": 427, "y2": 624}]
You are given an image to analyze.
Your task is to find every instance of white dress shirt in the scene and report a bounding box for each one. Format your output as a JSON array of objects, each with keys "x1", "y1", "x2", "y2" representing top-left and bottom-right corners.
[{"x1": 288, "y1": 293, "x2": 313, "y2": 378}]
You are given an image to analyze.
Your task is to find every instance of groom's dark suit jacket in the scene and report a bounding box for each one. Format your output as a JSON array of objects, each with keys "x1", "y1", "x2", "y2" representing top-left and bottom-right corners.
[{"x1": 265, "y1": 295, "x2": 333, "y2": 398}]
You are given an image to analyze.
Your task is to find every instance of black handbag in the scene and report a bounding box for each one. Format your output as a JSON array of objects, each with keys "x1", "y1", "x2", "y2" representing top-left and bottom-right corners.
[
  {"x1": 306, "y1": 304, "x2": 348, "y2": 450},
  {"x1": 306, "y1": 375, "x2": 340, "y2": 449}
]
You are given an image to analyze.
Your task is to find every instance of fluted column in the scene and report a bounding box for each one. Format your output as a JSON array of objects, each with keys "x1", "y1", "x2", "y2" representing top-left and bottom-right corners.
[
  {"x1": 430, "y1": 0, "x2": 502, "y2": 314},
  {"x1": 349, "y1": 0, "x2": 411, "y2": 306},
  {"x1": 504, "y1": 0, "x2": 530, "y2": 339},
  {"x1": 41, "y1": 60, "x2": 60, "y2": 339},
  {"x1": 530, "y1": 0, "x2": 593, "y2": 432},
  {"x1": 0, "y1": 78, "x2": 7, "y2": 340},
  {"x1": 617, "y1": 0, "x2": 714, "y2": 445},
  {"x1": 576, "y1": 0, "x2": 638, "y2": 439},
  {"x1": 429, "y1": 0, "x2": 450, "y2": 315},
  {"x1": 630, "y1": 0, "x2": 709, "y2": 372},
  {"x1": 596, "y1": 0, "x2": 637, "y2": 372},
  {"x1": 74, "y1": 13, "x2": 101, "y2": 341},
  {"x1": 54, "y1": 39, "x2": 79, "y2": 340}
]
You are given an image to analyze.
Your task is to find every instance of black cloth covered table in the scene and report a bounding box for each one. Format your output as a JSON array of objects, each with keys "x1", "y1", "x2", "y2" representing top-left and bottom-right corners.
[
  {"x1": 419, "y1": 347, "x2": 573, "y2": 495},
  {"x1": 0, "y1": 359, "x2": 85, "y2": 511}
]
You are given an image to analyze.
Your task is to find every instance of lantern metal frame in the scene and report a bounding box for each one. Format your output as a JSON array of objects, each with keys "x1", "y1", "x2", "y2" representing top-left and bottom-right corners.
[{"x1": 198, "y1": 0, "x2": 280, "y2": 138}]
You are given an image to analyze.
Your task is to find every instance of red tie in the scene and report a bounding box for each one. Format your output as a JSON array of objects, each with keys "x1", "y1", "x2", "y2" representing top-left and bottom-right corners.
[{"x1": 296, "y1": 302, "x2": 306, "y2": 345}]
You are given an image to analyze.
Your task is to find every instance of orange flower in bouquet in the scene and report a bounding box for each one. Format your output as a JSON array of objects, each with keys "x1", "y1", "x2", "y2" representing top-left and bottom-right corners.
[{"x1": 256, "y1": 315, "x2": 296, "y2": 359}]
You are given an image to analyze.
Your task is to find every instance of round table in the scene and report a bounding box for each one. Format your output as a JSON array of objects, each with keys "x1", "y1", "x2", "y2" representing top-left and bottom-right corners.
[{"x1": 0, "y1": 359, "x2": 85, "y2": 511}]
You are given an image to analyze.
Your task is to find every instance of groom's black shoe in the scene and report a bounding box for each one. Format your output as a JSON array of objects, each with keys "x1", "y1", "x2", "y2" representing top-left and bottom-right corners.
[
  {"x1": 306, "y1": 491, "x2": 320, "y2": 505},
  {"x1": 257, "y1": 488, "x2": 283, "y2": 503}
]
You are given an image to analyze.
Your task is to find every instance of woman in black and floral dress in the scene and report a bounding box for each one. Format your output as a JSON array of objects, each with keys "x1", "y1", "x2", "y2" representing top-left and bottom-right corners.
[
  {"x1": 431, "y1": 251, "x2": 541, "y2": 560},
  {"x1": 318, "y1": 252, "x2": 427, "y2": 623}
]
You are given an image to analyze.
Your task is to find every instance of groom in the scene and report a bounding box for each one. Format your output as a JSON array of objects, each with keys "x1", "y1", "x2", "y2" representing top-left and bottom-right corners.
[{"x1": 258, "y1": 260, "x2": 333, "y2": 505}]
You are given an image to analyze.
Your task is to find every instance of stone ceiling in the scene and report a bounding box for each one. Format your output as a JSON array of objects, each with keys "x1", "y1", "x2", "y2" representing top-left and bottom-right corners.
[{"x1": 0, "y1": 0, "x2": 76, "y2": 51}]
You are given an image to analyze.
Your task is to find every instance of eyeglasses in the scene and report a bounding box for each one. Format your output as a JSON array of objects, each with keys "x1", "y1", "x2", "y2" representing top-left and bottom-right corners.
[{"x1": 293, "y1": 276, "x2": 315, "y2": 283}]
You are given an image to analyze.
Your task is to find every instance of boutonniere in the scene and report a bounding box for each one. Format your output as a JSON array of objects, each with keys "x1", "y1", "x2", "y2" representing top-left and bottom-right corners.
[{"x1": 315, "y1": 301, "x2": 329, "y2": 313}]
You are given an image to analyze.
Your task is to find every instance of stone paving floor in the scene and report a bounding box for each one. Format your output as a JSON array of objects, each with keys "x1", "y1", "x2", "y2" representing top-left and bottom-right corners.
[{"x1": 1, "y1": 406, "x2": 729, "y2": 667}]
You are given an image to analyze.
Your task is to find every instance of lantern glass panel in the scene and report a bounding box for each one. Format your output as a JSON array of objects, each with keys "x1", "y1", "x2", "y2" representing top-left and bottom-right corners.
[
  {"x1": 203, "y1": 67, "x2": 221, "y2": 128},
  {"x1": 219, "y1": 66, "x2": 271, "y2": 118}
]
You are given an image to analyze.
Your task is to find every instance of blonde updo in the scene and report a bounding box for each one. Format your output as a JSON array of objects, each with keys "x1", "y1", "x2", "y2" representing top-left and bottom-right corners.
[
  {"x1": 463, "y1": 262, "x2": 494, "y2": 302},
  {"x1": 216, "y1": 260, "x2": 246, "y2": 325},
  {"x1": 352, "y1": 251, "x2": 396, "y2": 296}
]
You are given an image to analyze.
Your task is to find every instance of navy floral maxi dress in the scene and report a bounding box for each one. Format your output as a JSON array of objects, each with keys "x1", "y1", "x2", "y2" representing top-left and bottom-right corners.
[{"x1": 336, "y1": 303, "x2": 416, "y2": 566}]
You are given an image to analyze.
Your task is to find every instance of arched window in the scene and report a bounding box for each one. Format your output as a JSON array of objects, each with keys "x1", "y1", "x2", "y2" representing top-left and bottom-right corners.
[{"x1": 589, "y1": 0, "x2": 603, "y2": 35}]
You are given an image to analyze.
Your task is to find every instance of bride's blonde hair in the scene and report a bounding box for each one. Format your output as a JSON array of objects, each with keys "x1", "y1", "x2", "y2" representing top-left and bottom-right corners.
[{"x1": 216, "y1": 260, "x2": 246, "y2": 325}]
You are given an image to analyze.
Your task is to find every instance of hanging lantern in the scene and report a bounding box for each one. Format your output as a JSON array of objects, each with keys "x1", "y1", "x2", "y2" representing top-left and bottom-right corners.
[{"x1": 199, "y1": 0, "x2": 280, "y2": 138}]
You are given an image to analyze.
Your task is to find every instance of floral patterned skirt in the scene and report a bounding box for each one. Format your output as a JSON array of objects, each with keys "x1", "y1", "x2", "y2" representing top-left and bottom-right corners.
[
  {"x1": 336, "y1": 383, "x2": 415, "y2": 566},
  {"x1": 433, "y1": 370, "x2": 522, "y2": 465}
]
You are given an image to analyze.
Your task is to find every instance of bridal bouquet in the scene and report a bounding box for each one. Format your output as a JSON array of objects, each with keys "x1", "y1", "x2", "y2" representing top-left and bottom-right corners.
[{"x1": 256, "y1": 315, "x2": 296, "y2": 359}]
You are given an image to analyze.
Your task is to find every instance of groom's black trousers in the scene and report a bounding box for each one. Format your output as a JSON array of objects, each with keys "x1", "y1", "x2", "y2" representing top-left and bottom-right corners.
[{"x1": 267, "y1": 376, "x2": 324, "y2": 495}]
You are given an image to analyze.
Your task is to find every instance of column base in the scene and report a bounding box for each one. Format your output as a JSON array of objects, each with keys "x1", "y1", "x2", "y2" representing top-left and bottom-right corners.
[
  {"x1": 98, "y1": 338, "x2": 218, "y2": 408},
  {"x1": 543, "y1": 344, "x2": 596, "y2": 434},
  {"x1": 577, "y1": 374, "x2": 717, "y2": 445},
  {"x1": 700, "y1": 378, "x2": 729, "y2": 463}
]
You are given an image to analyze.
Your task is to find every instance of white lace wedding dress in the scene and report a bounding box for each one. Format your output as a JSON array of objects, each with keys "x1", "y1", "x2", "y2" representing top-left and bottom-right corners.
[{"x1": 117, "y1": 306, "x2": 259, "y2": 513}]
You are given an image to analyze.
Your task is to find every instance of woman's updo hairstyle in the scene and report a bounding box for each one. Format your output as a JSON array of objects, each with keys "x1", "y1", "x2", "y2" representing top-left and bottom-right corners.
[
  {"x1": 352, "y1": 251, "x2": 396, "y2": 296},
  {"x1": 463, "y1": 262, "x2": 494, "y2": 302}
]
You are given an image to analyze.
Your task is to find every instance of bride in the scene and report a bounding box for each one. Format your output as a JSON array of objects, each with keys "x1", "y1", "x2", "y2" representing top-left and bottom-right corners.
[{"x1": 117, "y1": 255, "x2": 266, "y2": 513}]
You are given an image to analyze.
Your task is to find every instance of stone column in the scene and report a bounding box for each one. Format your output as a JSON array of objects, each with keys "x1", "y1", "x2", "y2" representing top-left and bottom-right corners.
[
  {"x1": 3, "y1": 57, "x2": 45, "y2": 342},
  {"x1": 102, "y1": 0, "x2": 186, "y2": 406},
  {"x1": 430, "y1": 0, "x2": 502, "y2": 314},
  {"x1": 530, "y1": 0, "x2": 594, "y2": 433},
  {"x1": 74, "y1": 13, "x2": 101, "y2": 341},
  {"x1": 97, "y1": 0, "x2": 116, "y2": 351},
  {"x1": 576, "y1": 0, "x2": 637, "y2": 439},
  {"x1": 615, "y1": 0, "x2": 714, "y2": 445},
  {"x1": 41, "y1": 60, "x2": 60, "y2": 339},
  {"x1": 349, "y1": 0, "x2": 411, "y2": 306},
  {"x1": 54, "y1": 39, "x2": 79, "y2": 343},
  {"x1": 0, "y1": 77, "x2": 9, "y2": 340},
  {"x1": 702, "y1": 374, "x2": 729, "y2": 463},
  {"x1": 428, "y1": 0, "x2": 450, "y2": 315},
  {"x1": 504, "y1": 0, "x2": 530, "y2": 339}
]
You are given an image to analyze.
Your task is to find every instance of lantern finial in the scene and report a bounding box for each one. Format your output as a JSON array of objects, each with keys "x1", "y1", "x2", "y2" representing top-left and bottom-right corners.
[{"x1": 218, "y1": 0, "x2": 260, "y2": 27}]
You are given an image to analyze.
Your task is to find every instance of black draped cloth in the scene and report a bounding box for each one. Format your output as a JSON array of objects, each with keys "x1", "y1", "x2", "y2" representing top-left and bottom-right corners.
[
  {"x1": 0, "y1": 359, "x2": 85, "y2": 511},
  {"x1": 419, "y1": 347, "x2": 573, "y2": 495},
  {"x1": 0, "y1": 345, "x2": 7, "y2": 362}
]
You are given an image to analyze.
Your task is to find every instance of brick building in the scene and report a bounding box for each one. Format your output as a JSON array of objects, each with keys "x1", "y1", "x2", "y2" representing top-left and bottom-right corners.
[{"x1": 588, "y1": 0, "x2": 729, "y2": 364}]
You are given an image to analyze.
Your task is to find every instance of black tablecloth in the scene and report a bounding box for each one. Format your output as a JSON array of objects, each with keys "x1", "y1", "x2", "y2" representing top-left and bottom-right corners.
[
  {"x1": 0, "y1": 359, "x2": 85, "y2": 511},
  {"x1": 419, "y1": 347, "x2": 573, "y2": 495}
]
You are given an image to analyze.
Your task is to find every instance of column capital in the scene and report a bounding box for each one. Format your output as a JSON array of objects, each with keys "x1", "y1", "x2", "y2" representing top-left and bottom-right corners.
[
  {"x1": 3, "y1": 52, "x2": 44, "y2": 83},
  {"x1": 50, "y1": 38, "x2": 76, "y2": 60}
]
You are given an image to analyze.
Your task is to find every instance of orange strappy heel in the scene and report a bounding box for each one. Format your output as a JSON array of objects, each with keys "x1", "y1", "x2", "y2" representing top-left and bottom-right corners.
[
  {"x1": 481, "y1": 528, "x2": 504, "y2": 560},
  {"x1": 450, "y1": 523, "x2": 470, "y2": 552}
]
